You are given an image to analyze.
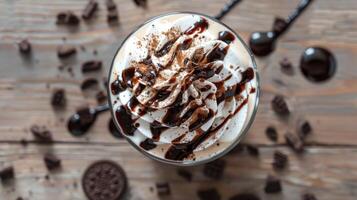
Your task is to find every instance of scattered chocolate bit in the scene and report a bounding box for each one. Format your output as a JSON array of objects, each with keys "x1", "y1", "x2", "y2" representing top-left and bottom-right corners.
[
  {"x1": 133, "y1": 0, "x2": 147, "y2": 8},
  {"x1": 56, "y1": 11, "x2": 80, "y2": 26},
  {"x1": 272, "y1": 17, "x2": 287, "y2": 34},
  {"x1": 197, "y1": 188, "x2": 221, "y2": 200},
  {"x1": 271, "y1": 95, "x2": 290, "y2": 116},
  {"x1": 246, "y1": 144, "x2": 259, "y2": 156},
  {"x1": 81, "y1": 78, "x2": 99, "y2": 90},
  {"x1": 51, "y1": 88, "x2": 66, "y2": 109},
  {"x1": 16, "y1": 197, "x2": 24, "y2": 200},
  {"x1": 266, "y1": 126, "x2": 278, "y2": 142},
  {"x1": 82, "y1": 160, "x2": 127, "y2": 200},
  {"x1": 57, "y1": 45, "x2": 77, "y2": 59},
  {"x1": 280, "y1": 57, "x2": 294, "y2": 75},
  {"x1": 44, "y1": 154, "x2": 61, "y2": 170},
  {"x1": 177, "y1": 169, "x2": 192, "y2": 182},
  {"x1": 82, "y1": 60, "x2": 102, "y2": 73},
  {"x1": 108, "y1": 118, "x2": 124, "y2": 139},
  {"x1": 0, "y1": 166, "x2": 14, "y2": 183},
  {"x1": 302, "y1": 193, "x2": 317, "y2": 200},
  {"x1": 203, "y1": 159, "x2": 226, "y2": 179},
  {"x1": 272, "y1": 150, "x2": 288, "y2": 170},
  {"x1": 20, "y1": 138, "x2": 28, "y2": 147},
  {"x1": 298, "y1": 120, "x2": 312, "y2": 139},
  {"x1": 30, "y1": 125, "x2": 53, "y2": 142},
  {"x1": 18, "y1": 39, "x2": 32, "y2": 54},
  {"x1": 107, "y1": 10, "x2": 119, "y2": 24},
  {"x1": 156, "y1": 182, "x2": 171, "y2": 196},
  {"x1": 139, "y1": 138, "x2": 157, "y2": 150},
  {"x1": 285, "y1": 132, "x2": 304, "y2": 153},
  {"x1": 230, "y1": 143, "x2": 245, "y2": 154},
  {"x1": 96, "y1": 91, "x2": 107, "y2": 104},
  {"x1": 82, "y1": 0, "x2": 98, "y2": 20},
  {"x1": 229, "y1": 193, "x2": 260, "y2": 200},
  {"x1": 106, "y1": 0, "x2": 117, "y2": 11},
  {"x1": 264, "y1": 175, "x2": 282, "y2": 193}
]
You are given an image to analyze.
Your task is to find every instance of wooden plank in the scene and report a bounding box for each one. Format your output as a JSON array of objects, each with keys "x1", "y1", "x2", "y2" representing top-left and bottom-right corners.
[{"x1": 0, "y1": 143, "x2": 356, "y2": 200}]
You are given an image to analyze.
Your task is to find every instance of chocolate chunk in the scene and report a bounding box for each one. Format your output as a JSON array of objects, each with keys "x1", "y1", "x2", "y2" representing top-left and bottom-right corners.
[
  {"x1": 156, "y1": 182, "x2": 171, "y2": 196},
  {"x1": 197, "y1": 188, "x2": 221, "y2": 200},
  {"x1": 82, "y1": 0, "x2": 98, "y2": 20},
  {"x1": 272, "y1": 150, "x2": 288, "y2": 170},
  {"x1": 177, "y1": 169, "x2": 192, "y2": 182},
  {"x1": 246, "y1": 144, "x2": 259, "y2": 156},
  {"x1": 229, "y1": 193, "x2": 260, "y2": 200},
  {"x1": 56, "y1": 11, "x2": 80, "y2": 26},
  {"x1": 271, "y1": 95, "x2": 290, "y2": 116},
  {"x1": 82, "y1": 160, "x2": 127, "y2": 200},
  {"x1": 285, "y1": 132, "x2": 304, "y2": 153},
  {"x1": 57, "y1": 45, "x2": 77, "y2": 59},
  {"x1": 133, "y1": 0, "x2": 147, "y2": 8},
  {"x1": 272, "y1": 17, "x2": 287, "y2": 34},
  {"x1": 298, "y1": 120, "x2": 312, "y2": 139},
  {"x1": 30, "y1": 125, "x2": 53, "y2": 142},
  {"x1": 18, "y1": 39, "x2": 31, "y2": 54},
  {"x1": 106, "y1": 0, "x2": 117, "y2": 11},
  {"x1": 280, "y1": 57, "x2": 294, "y2": 75},
  {"x1": 51, "y1": 88, "x2": 66, "y2": 109},
  {"x1": 44, "y1": 154, "x2": 61, "y2": 170},
  {"x1": 139, "y1": 139, "x2": 157, "y2": 150},
  {"x1": 0, "y1": 166, "x2": 15, "y2": 183},
  {"x1": 264, "y1": 175, "x2": 282, "y2": 193},
  {"x1": 96, "y1": 91, "x2": 107, "y2": 104},
  {"x1": 203, "y1": 159, "x2": 226, "y2": 179},
  {"x1": 81, "y1": 78, "x2": 99, "y2": 90},
  {"x1": 82, "y1": 60, "x2": 102, "y2": 73},
  {"x1": 107, "y1": 10, "x2": 119, "y2": 24},
  {"x1": 302, "y1": 193, "x2": 317, "y2": 200},
  {"x1": 16, "y1": 197, "x2": 24, "y2": 200},
  {"x1": 108, "y1": 118, "x2": 124, "y2": 139},
  {"x1": 265, "y1": 126, "x2": 278, "y2": 142}
]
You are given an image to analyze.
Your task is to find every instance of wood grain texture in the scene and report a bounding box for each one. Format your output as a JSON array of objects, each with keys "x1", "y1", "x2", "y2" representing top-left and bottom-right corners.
[{"x1": 0, "y1": 0, "x2": 357, "y2": 199}]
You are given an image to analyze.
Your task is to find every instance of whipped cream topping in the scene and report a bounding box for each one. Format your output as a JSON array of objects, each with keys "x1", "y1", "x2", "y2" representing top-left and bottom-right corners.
[{"x1": 109, "y1": 13, "x2": 259, "y2": 164}]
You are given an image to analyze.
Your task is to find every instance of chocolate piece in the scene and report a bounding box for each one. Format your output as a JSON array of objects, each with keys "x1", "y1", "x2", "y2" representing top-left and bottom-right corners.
[
  {"x1": 108, "y1": 118, "x2": 124, "y2": 139},
  {"x1": 81, "y1": 78, "x2": 99, "y2": 90},
  {"x1": 82, "y1": 160, "x2": 127, "y2": 200},
  {"x1": 96, "y1": 91, "x2": 107, "y2": 104},
  {"x1": 82, "y1": 60, "x2": 102, "y2": 73},
  {"x1": 285, "y1": 132, "x2": 304, "y2": 153},
  {"x1": 44, "y1": 154, "x2": 61, "y2": 170},
  {"x1": 177, "y1": 169, "x2": 192, "y2": 182},
  {"x1": 56, "y1": 11, "x2": 80, "y2": 26},
  {"x1": 229, "y1": 193, "x2": 260, "y2": 200},
  {"x1": 280, "y1": 57, "x2": 294, "y2": 75},
  {"x1": 272, "y1": 150, "x2": 288, "y2": 170},
  {"x1": 156, "y1": 182, "x2": 171, "y2": 196},
  {"x1": 51, "y1": 88, "x2": 66, "y2": 108},
  {"x1": 57, "y1": 45, "x2": 77, "y2": 59},
  {"x1": 107, "y1": 10, "x2": 119, "y2": 24},
  {"x1": 302, "y1": 193, "x2": 317, "y2": 200},
  {"x1": 271, "y1": 95, "x2": 290, "y2": 116},
  {"x1": 264, "y1": 175, "x2": 282, "y2": 193},
  {"x1": 133, "y1": 0, "x2": 147, "y2": 8},
  {"x1": 30, "y1": 125, "x2": 53, "y2": 142},
  {"x1": 265, "y1": 126, "x2": 278, "y2": 142},
  {"x1": 82, "y1": 0, "x2": 98, "y2": 20},
  {"x1": 16, "y1": 197, "x2": 24, "y2": 200},
  {"x1": 272, "y1": 17, "x2": 288, "y2": 34},
  {"x1": 298, "y1": 120, "x2": 312, "y2": 139},
  {"x1": 0, "y1": 166, "x2": 14, "y2": 182},
  {"x1": 246, "y1": 144, "x2": 259, "y2": 156},
  {"x1": 203, "y1": 159, "x2": 226, "y2": 179},
  {"x1": 197, "y1": 188, "x2": 221, "y2": 200},
  {"x1": 139, "y1": 139, "x2": 157, "y2": 150},
  {"x1": 18, "y1": 39, "x2": 31, "y2": 54},
  {"x1": 106, "y1": 0, "x2": 117, "y2": 11}
]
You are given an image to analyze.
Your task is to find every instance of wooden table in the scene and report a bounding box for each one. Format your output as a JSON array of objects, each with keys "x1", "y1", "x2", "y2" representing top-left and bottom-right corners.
[{"x1": 0, "y1": 0, "x2": 357, "y2": 199}]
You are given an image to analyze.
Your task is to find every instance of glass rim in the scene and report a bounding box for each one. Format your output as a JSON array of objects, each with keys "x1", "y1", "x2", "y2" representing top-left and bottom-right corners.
[{"x1": 107, "y1": 11, "x2": 261, "y2": 167}]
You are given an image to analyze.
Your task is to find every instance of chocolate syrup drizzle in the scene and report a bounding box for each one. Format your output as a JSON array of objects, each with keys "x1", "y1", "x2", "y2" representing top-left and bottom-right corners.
[{"x1": 111, "y1": 17, "x2": 255, "y2": 160}]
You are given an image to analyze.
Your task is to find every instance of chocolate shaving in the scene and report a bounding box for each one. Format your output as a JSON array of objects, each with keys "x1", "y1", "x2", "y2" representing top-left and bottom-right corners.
[{"x1": 264, "y1": 175, "x2": 282, "y2": 193}]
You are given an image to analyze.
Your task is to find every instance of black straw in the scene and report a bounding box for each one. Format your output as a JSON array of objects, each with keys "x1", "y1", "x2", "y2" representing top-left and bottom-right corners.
[{"x1": 215, "y1": 0, "x2": 243, "y2": 20}]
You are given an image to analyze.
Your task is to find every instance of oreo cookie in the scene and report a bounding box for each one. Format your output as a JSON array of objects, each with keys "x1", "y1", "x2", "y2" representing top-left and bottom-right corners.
[{"x1": 82, "y1": 160, "x2": 127, "y2": 200}]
